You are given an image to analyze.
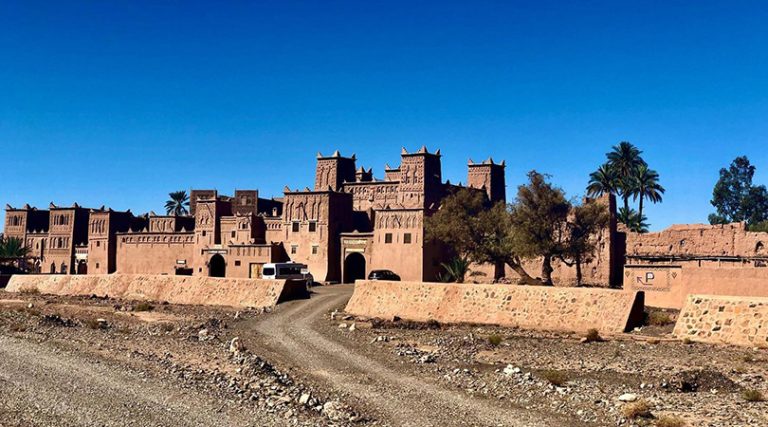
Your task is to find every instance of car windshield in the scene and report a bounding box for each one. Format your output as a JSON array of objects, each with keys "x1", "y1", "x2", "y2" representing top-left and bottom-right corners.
[{"x1": 263, "y1": 267, "x2": 275, "y2": 276}]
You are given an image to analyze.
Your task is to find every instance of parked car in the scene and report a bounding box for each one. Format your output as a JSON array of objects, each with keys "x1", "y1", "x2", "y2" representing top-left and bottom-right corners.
[
  {"x1": 262, "y1": 262, "x2": 314, "y2": 286},
  {"x1": 367, "y1": 269, "x2": 401, "y2": 281}
]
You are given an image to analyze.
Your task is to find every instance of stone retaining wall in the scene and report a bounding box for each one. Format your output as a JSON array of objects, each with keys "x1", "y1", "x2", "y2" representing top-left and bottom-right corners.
[
  {"x1": 6, "y1": 274, "x2": 307, "y2": 309},
  {"x1": 345, "y1": 281, "x2": 645, "y2": 334},
  {"x1": 673, "y1": 294, "x2": 768, "y2": 348}
]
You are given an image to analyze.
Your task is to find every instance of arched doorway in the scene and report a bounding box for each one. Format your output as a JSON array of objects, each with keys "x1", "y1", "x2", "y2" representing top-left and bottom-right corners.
[
  {"x1": 77, "y1": 260, "x2": 87, "y2": 275},
  {"x1": 209, "y1": 254, "x2": 226, "y2": 278},
  {"x1": 50, "y1": 263, "x2": 56, "y2": 274},
  {"x1": 343, "y1": 252, "x2": 366, "y2": 283}
]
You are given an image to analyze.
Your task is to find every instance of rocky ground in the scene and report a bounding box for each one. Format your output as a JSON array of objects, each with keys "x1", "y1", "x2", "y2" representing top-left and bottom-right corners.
[{"x1": 0, "y1": 286, "x2": 765, "y2": 427}]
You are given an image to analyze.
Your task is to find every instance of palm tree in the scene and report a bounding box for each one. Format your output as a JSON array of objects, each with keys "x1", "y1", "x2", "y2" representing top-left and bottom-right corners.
[
  {"x1": 439, "y1": 257, "x2": 471, "y2": 283},
  {"x1": 631, "y1": 164, "x2": 665, "y2": 219},
  {"x1": 606, "y1": 142, "x2": 646, "y2": 211},
  {"x1": 586, "y1": 163, "x2": 619, "y2": 198},
  {"x1": 618, "y1": 207, "x2": 649, "y2": 233},
  {"x1": 0, "y1": 236, "x2": 30, "y2": 259},
  {"x1": 165, "y1": 191, "x2": 190, "y2": 216}
]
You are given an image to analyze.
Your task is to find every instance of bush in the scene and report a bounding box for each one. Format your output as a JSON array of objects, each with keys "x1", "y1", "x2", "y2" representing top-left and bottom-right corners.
[
  {"x1": 541, "y1": 370, "x2": 569, "y2": 387},
  {"x1": 621, "y1": 399, "x2": 652, "y2": 419},
  {"x1": 742, "y1": 389, "x2": 765, "y2": 402},
  {"x1": 488, "y1": 334, "x2": 503, "y2": 347},
  {"x1": 134, "y1": 302, "x2": 154, "y2": 312},
  {"x1": 647, "y1": 311, "x2": 674, "y2": 326},
  {"x1": 682, "y1": 338, "x2": 693, "y2": 345},
  {"x1": 584, "y1": 328, "x2": 602, "y2": 343},
  {"x1": 18, "y1": 287, "x2": 39, "y2": 295},
  {"x1": 656, "y1": 415, "x2": 686, "y2": 427}
]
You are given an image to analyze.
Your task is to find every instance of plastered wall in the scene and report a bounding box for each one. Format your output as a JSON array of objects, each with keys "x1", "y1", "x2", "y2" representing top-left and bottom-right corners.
[
  {"x1": 674, "y1": 294, "x2": 768, "y2": 348},
  {"x1": 345, "y1": 280, "x2": 644, "y2": 334},
  {"x1": 7, "y1": 274, "x2": 306, "y2": 309}
]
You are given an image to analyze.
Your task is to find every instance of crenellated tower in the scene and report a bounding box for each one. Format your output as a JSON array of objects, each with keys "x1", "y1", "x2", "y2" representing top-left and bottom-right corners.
[
  {"x1": 314, "y1": 151, "x2": 357, "y2": 191},
  {"x1": 467, "y1": 157, "x2": 506, "y2": 204}
]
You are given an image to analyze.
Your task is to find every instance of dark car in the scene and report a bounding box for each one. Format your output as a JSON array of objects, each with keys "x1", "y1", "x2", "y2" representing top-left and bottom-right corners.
[{"x1": 367, "y1": 269, "x2": 401, "y2": 281}]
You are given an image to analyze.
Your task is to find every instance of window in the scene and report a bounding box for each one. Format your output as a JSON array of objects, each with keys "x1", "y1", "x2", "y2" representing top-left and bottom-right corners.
[
  {"x1": 95, "y1": 263, "x2": 100, "y2": 269},
  {"x1": 291, "y1": 245, "x2": 298, "y2": 254},
  {"x1": 312, "y1": 245, "x2": 318, "y2": 255},
  {"x1": 385, "y1": 233, "x2": 393, "y2": 244},
  {"x1": 202, "y1": 230, "x2": 207, "y2": 236},
  {"x1": 235, "y1": 260, "x2": 241, "y2": 266},
  {"x1": 292, "y1": 222, "x2": 300, "y2": 232},
  {"x1": 263, "y1": 267, "x2": 275, "y2": 276},
  {"x1": 96, "y1": 241, "x2": 101, "y2": 247},
  {"x1": 231, "y1": 230, "x2": 236, "y2": 238},
  {"x1": 308, "y1": 221, "x2": 317, "y2": 232},
  {"x1": 404, "y1": 233, "x2": 412, "y2": 244}
]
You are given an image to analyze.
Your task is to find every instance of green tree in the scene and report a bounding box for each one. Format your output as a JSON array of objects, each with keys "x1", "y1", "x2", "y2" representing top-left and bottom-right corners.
[
  {"x1": 438, "y1": 257, "x2": 471, "y2": 283},
  {"x1": 630, "y1": 164, "x2": 665, "y2": 219},
  {"x1": 709, "y1": 156, "x2": 768, "y2": 227},
  {"x1": 606, "y1": 142, "x2": 646, "y2": 212},
  {"x1": 618, "y1": 207, "x2": 648, "y2": 233},
  {"x1": 508, "y1": 171, "x2": 571, "y2": 285},
  {"x1": 586, "y1": 163, "x2": 619, "y2": 198},
  {"x1": 0, "y1": 236, "x2": 30, "y2": 258},
  {"x1": 559, "y1": 202, "x2": 610, "y2": 286},
  {"x1": 165, "y1": 190, "x2": 190, "y2": 216}
]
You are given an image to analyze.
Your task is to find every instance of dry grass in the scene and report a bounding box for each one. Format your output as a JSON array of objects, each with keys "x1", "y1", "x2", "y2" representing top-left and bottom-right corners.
[
  {"x1": 18, "y1": 287, "x2": 40, "y2": 295},
  {"x1": 134, "y1": 302, "x2": 154, "y2": 312},
  {"x1": 584, "y1": 328, "x2": 602, "y2": 343},
  {"x1": 9, "y1": 322, "x2": 27, "y2": 332},
  {"x1": 742, "y1": 389, "x2": 765, "y2": 402},
  {"x1": 487, "y1": 334, "x2": 503, "y2": 347},
  {"x1": 621, "y1": 399, "x2": 652, "y2": 419},
  {"x1": 647, "y1": 311, "x2": 674, "y2": 326},
  {"x1": 541, "y1": 370, "x2": 569, "y2": 387},
  {"x1": 656, "y1": 415, "x2": 686, "y2": 427}
]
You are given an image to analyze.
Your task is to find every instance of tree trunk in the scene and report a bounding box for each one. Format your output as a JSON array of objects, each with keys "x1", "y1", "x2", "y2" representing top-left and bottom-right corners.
[
  {"x1": 505, "y1": 259, "x2": 546, "y2": 286},
  {"x1": 623, "y1": 194, "x2": 629, "y2": 212},
  {"x1": 638, "y1": 193, "x2": 644, "y2": 219},
  {"x1": 575, "y1": 254, "x2": 583, "y2": 287},
  {"x1": 541, "y1": 255, "x2": 554, "y2": 286}
]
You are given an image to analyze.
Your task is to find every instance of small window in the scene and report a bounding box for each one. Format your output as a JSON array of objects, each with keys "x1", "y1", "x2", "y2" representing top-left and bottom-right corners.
[
  {"x1": 291, "y1": 245, "x2": 298, "y2": 254},
  {"x1": 292, "y1": 222, "x2": 300, "y2": 232},
  {"x1": 202, "y1": 230, "x2": 207, "y2": 236},
  {"x1": 309, "y1": 221, "x2": 317, "y2": 232},
  {"x1": 231, "y1": 230, "x2": 236, "y2": 238},
  {"x1": 403, "y1": 233, "x2": 412, "y2": 244},
  {"x1": 235, "y1": 260, "x2": 241, "y2": 266},
  {"x1": 312, "y1": 245, "x2": 318, "y2": 255},
  {"x1": 95, "y1": 263, "x2": 100, "y2": 269},
  {"x1": 385, "y1": 233, "x2": 393, "y2": 244},
  {"x1": 96, "y1": 241, "x2": 101, "y2": 247}
]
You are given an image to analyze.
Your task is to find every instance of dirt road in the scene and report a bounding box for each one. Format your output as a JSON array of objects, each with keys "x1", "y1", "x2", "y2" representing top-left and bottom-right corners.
[
  {"x1": 248, "y1": 284, "x2": 576, "y2": 427},
  {"x1": 0, "y1": 334, "x2": 288, "y2": 427}
]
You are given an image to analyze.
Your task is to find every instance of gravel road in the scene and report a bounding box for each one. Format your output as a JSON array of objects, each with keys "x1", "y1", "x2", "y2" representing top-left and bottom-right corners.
[
  {"x1": 0, "y1": 334, "x2": 289, "y2": 427},
  {"x1": 248, "y1": 284, "x2": 577, "y2": 427}
]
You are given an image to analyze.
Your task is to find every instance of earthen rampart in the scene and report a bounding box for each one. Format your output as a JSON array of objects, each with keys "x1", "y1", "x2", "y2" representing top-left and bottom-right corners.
[
  {"x1": 345, "y1": 280, "x2": 644, "y2": 334},
  {"x1": 7, "y1": 274, "x2": 307, "y2": 308},
  {"x1": 673, "y1": 294, "x2": 768, "y2": 348}
]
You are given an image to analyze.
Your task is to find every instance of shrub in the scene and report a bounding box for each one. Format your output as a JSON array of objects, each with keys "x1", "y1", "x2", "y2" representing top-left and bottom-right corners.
[
  {"x1": 83, "y1": 318, "x2": 108, "y2": 330},
  {"x1": 682, "y1": 338, "x2": 693, "y2": 345},
  {"x1": 647, "y1": 311, "x2": 674, "y2": 326},
  {"x1": 488, "y1": 334, "x2": 503, "y2": 347},
  {"x1": 134, "y1": 302, "x2": 154, "y2": 312},
  {"x1": 742, "y1": 389, "x2": 765, "y2": 402},
  {"x1": 621, "y1": 399, "x2": 652, "y2": 419},
  {"x1": 541, "y1": 370, "x2": 569, "y2": 387},
  {"x1": 656, "y1": 415, "x2": 686, "y2": 427},
  {"x1": 19, "y1": 287, "x2": 39, "y2": 295},
  {"x1": 9, "y1": 322, "x2": 26, "y2": 332},
  {"x1": 584, "y1": 328, "x2": 602, "y2": 343}
]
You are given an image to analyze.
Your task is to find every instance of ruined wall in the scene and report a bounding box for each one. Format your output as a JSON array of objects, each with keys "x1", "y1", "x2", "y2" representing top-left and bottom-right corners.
[
  {"x1": 7, "y1": 274, "x2": 307, "y2": 309},
  {"x1": 626, "y1": 222, "x2": 768, "y2": 259},
  {"x1": 116, "y1": 233, "x2": 195, "y2": 275},
  {"x1": 673, "y1": 295, "x2": 768, "y2": 348},
  {"x1": 624, "y1": 265, "x2": 768, "y2": 309},
  {"x1": 345, "y1": 281, "x2": 644, "y2": 334}
]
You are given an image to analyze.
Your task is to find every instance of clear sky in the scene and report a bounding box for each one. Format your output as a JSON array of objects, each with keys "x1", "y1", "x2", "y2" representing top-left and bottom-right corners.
[{"x1": 1, "y1": 1, "x2": 767, "y2": 231}]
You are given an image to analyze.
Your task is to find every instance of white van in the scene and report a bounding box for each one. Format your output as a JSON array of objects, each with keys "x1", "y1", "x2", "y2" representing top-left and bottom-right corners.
[{"x1": 262, "y1": 262, "x2": 314, "y2": 286}]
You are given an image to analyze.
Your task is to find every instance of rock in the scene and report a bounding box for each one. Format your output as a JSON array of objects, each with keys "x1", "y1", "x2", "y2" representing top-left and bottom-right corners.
[
  {"x1": 618, "y1": 393, "x2": 638, "y2": 402},
  {"x1": 503, "y1": 365, "x2": 521, "y2": 375},
  {"x1": 233, "y1": 311, "x2": 240, "y2": 320},
  {"x1": 341, "y1": 315, "x2": 353, "y2": 321},
  {"x1": 579, "y1": 337, "x2": 589, "y2": 343},
  {"x1": 322, "y1": 401, "x2": 346, "y2": 421},
  {"x1": 418, "y1": 354, "x2": 436, "y2": 364},
  {"x1": 338, "y1": 323, "x2": 348, "y2": 329},
  {"x1": 27, "y1": 303, "x2": 34, "y2": 309},
  {"x1": 348, "y1": 323, "x2": 356, "y2": 331},
  {"x1": 198, "y1": 328, "x2": 209, "y2": 341},
  {"x1": 229, "y1": 337, "x2": 245, "y2": 354},
  {"x1": 299, "y1": 393, "x2": 311, "y2": 405}
]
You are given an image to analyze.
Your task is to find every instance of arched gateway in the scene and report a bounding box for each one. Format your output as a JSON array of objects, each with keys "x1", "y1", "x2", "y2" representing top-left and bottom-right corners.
[
  {"x1": 209, "y1": 254, "x2": 226, "y2": 277},
  {"x1": 343, "y1": 252, "x2": 366, "y2": 283}
]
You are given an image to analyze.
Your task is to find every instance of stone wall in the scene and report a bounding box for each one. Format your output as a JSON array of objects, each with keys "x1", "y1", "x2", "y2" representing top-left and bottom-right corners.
[
  {"x1": 6, "y1": 274, "x2": 307, "y2": 309},
  {"x1": 624, "y1": 265, "x2": 768, "y2": 309},
  {"x1": 626, "y1": 222, "x2": 768, "y2": 259},
  {"x1": 674, "y1": 295, "x2": 768, "y2": 348},
  {"x1": 345, "y1": 280, "x2": 644, "y2": 334}
]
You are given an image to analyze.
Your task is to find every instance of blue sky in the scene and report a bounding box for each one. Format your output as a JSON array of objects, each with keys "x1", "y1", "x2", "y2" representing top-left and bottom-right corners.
[{"x1": 1, "y1": 1, "x2": 767, "y2": 231}]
